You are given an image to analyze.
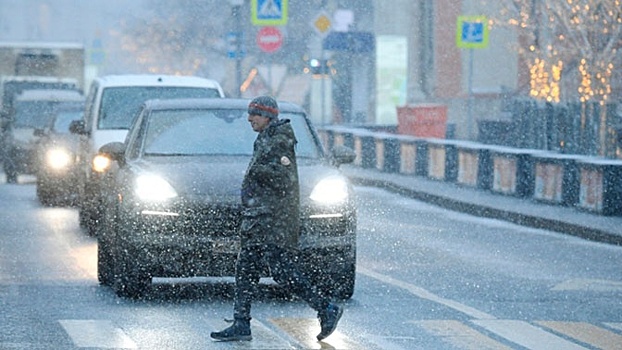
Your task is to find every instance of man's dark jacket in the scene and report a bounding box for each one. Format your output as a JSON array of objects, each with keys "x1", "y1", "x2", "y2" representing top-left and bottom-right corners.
[{"x1": 240, "y1": 119, "x2": 300, "y2": 248}]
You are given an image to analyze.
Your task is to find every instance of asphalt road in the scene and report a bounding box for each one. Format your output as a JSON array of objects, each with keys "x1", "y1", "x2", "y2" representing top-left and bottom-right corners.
[{"x1": 1, "y1": 180, "x2": 621, "y2": 349}]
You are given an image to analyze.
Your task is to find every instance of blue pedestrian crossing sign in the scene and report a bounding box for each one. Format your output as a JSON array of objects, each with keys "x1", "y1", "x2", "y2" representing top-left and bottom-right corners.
[
  {"x1": 456, "y1": 15, "x2": 489, "y2": 49},
  {"x1": 252, "y1": 0, "x2": 288, "y2": 26}
]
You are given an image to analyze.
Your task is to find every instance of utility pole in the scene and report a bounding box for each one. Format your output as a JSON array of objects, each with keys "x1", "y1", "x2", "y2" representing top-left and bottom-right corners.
[{"x1": 230, "y1": 0, "x2": 244, "y2": 97}]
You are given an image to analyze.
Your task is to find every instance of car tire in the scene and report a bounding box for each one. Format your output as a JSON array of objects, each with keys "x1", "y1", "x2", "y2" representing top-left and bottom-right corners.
[
  {"x1": 79, "y1": 207, "x2": 98, "y2": 236},
  {"x1": 4, "y1": 162, "x2": 17, "y2": 184},
  {"x1": 304, "y1": 246, "x2": 356, "y2": 300},
  {"x1": 114, "y1": 266, "x2": 150, "y2": 299},
  {"x1": 331, "y1": 254, "x2": 356, "y2": 300},
  {"x1": 98, "y1": 201, "x2": 118, "y2": 286},
  {"x1": 97, "y1": 237, "x2": 114, "y2": 286},
  {"x1": 36, "y1": 179, "x2": 55, "y2": 206},
  {"x1": 112, "y1": 244, "x2": 150, "y2": 299}
]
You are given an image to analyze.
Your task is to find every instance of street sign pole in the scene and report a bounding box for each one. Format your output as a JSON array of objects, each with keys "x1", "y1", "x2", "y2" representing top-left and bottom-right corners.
[
  {"x1": 321, "y1": 44, "x2": 326, "y2": 125},
  {"x1": 256, "y1": 26, "x2": 283, "y2": 95},
  {"x1": 312, "y1": 11, "x2": 331, "y2": 125},
  {"x1": 233, "y1": 4, "x2": 242, "y2": 97},
  {"x1": 456, "y1": 15, "x2": 489, "y2": 139},
  {"x1": 468, "y1": 48, "x2": 474, "y2": 139}
]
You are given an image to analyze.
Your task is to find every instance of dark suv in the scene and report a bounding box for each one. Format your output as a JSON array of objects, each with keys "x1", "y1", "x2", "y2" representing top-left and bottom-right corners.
[{"x1": 96, "y1": 98, "x2": 357, "y2": 300}]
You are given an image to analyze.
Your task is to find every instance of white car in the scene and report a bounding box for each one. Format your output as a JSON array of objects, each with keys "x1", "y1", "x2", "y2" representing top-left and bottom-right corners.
[{"x1": 70, "y1": 74, "x2": 225, "y2": 235}]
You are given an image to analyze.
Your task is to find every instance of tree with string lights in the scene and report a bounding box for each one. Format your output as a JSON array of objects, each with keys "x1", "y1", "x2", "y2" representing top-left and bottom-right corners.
[{"x1": 488, "y1": 0, "x2": 622, "y2": 156}]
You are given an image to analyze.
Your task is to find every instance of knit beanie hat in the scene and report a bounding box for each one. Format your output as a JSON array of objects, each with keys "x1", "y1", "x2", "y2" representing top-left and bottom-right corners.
[{"x1": 248, "y1": 95, "x2": 279, "y2": 119}]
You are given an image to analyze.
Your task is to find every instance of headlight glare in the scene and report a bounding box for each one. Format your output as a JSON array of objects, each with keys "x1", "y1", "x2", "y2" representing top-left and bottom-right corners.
[
  {"x1": 310, "y1": 176, "x2": 349, "y2": 204},
  {"x1": 46, "y1": 148, "x2": 72, "y2": 169},
  {"x1": 135, "y1": 174, "x2": 177, "y2": 202},
  {"x1": 92, "y1": 154, "x2": 112, "y2": 172}
]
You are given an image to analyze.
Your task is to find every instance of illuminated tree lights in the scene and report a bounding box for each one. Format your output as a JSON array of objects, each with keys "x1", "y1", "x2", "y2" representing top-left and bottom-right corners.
[
  {"x1": 487, "y1": 0, "x2": 621, "y2": 156},
  {"x1": 490, "y1": 0, "x2": 621, "y2": 104},
  {"x1": 530, "y1": 58, "x2": 563, "y2": 103}
]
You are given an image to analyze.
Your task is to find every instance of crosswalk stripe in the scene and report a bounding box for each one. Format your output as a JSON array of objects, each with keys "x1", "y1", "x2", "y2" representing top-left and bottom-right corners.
[
  {"x1": 414, "y1": 320, "x2": 512, "y2": 350},
  {"x1": 536, "y1": 321, "x2": 622, "y2": 350},
  {"x1": 57, "y1": 317, "x2": 622, "y2": 349},
  {"x1": 206, "y1": 319, "x2": 293, "y2": 349},
  {"x1": 358, "y1": 266, "x2": 496, "y2": 320},
  {"x1": 472, "y1": 320, "x2": 588, "y2": 350},
  {"x1": 59, "y1": 320, "x2": 137, "y2": 349},
  {"x1": 604, "y1": 322, "x2": 622, "y2": 332},
  {"x1": 551, "y1": 278, "x2": 622, "y2": 292},
  {"x1": 269, "y1": 318, "x2": 365, "y2": 349}
]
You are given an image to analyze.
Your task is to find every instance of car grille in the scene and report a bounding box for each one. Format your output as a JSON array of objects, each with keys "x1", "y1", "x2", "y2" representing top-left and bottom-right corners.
[
  {"x1": 179, "y1": 205, "x2": 242, "y2": 237},
  {"x1": 301, "y1": 215, "x2": 350, "y2": 236}
]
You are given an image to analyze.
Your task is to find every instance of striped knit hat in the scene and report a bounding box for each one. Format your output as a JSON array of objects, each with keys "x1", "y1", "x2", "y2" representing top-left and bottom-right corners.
[{"x1": 248, "y1": 95, "x2": 279, "y2": 119}]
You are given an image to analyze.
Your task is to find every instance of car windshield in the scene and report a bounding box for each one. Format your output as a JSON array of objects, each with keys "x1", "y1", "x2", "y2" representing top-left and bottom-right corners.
[
  {"x1": 98, "y1": 86, "x2": 222, "y2": 130},
  {"x1": 14, "y1": 100, "x2": 80, "y2": 128},
  {"x1": 53, "y1": 110, "x2": 82, "y2": 132},
  {"x1": 141, "y1": 109, "x2": 321, "y2": 158}
]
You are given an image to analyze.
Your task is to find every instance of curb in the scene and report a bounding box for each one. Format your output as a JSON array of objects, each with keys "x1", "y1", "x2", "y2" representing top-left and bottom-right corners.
[{"x1": 348, "y1": 175, "x2": 622, "y2": 246}]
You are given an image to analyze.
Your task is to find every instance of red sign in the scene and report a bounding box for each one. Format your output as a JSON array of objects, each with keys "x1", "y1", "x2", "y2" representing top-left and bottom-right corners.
[{"x1": 256, "y1": 26, "x2": 283, "y2": 53}]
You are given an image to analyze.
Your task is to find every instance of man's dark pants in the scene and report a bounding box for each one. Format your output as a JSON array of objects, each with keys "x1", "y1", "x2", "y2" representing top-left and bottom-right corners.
[{"x1": 233, "y1": 243, "x2": 329, "y2": 320}]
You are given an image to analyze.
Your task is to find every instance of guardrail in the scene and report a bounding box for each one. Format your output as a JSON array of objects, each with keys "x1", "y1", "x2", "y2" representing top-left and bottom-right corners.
[{"x1": 319, "y1": 126, "x2": 622, "y2": 216}]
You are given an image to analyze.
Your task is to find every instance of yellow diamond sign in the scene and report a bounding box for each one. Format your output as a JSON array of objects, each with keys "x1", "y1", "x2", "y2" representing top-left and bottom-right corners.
[{"x1": 312, "y1": 12, "x2": 331, "y2": 36}]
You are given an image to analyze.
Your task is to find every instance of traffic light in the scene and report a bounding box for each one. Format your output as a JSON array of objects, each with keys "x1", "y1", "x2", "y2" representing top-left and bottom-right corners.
[{"x1": 307, "y1": 58, "x2": 330, "y2": 76}]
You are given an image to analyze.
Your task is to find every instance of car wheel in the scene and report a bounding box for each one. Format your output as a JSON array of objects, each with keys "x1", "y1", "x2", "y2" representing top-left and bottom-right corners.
[
  {"x1": 4, "y1": 162, "x2": 17, "y2": 184},
  {"x1": 304, "y1": 247, "x2": 356, "y2": 300},
  {"x1": 112, "y1": 245, "x2": 150, "y2": 299},
  {"x1": 97, "y1": 237, "x2": 114, "y2": 286},
  {"x1": 78, "y1": 207, "x2": 98, "y2": 236},
  {"x1": 98, "y1": 201, "x2": 118, "y2": 286},
  {"x1": 36, "y1": 179, "x2": 55, "y2": 206},
  {"x1": 331, "y1": 254, "x2": 356, "y2": 300}
]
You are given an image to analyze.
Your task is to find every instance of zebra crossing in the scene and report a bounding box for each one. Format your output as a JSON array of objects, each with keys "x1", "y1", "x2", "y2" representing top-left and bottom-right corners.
[
  {"x1": 417, "y1": 319, "x2": 622, "y2": 350},
  {"x1": 57, "y1": 318, "x2": 622, "y2": 349}
]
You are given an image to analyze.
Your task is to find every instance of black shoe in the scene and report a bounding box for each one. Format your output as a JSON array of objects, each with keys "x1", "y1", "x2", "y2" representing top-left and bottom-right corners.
[
  {"x1": 210, "y1": 319, "x2": 252, "y2": 341},
  {"x1": 317, "y1": 303, "x2": 343, "y2": 341}
]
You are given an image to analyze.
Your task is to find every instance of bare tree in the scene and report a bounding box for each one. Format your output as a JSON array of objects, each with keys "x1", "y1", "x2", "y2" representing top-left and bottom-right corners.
[
  {"x1": 489, "y1": 0, "x2": 622, "y2": 155},
  {"x1": 109, "y1": 0, "x2": 227, "y2": 78}
]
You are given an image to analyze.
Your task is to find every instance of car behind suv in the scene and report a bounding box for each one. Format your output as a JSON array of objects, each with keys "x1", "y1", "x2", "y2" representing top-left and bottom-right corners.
[
  {"x1": 34, "y1": 105, "x2": 84, "y2": 205},
  {"x1": 70, "y1": 74, "x2": 224, "y2": 234},
  {"x1": 3, "y1": 89, "x2": 84, "y2": 183}
]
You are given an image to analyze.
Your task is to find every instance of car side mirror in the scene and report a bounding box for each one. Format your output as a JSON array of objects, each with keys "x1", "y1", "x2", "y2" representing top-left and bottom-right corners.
[
  {"x1": 98, "y1": 141, "x2": 126, "y2": 165},
  {"x1": 33, "y1": 128, "x2": 45, "y2": 137},
  {"x1": 69, "y1": 120, "x2": 87, "y2": 135},
  {"x1": 330, "y1": 145, "x2": 355, "y2": 166}
]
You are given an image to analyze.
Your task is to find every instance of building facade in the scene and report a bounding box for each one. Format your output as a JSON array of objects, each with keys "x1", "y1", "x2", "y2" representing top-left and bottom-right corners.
[{"x1": 373, "y1": 0, "x2": 520, "y2": 140}]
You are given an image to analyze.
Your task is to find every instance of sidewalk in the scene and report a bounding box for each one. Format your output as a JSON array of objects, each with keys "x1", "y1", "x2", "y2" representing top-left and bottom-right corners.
[{"x1": 341, "y1": 165, "x2": 622, "y2": 246}]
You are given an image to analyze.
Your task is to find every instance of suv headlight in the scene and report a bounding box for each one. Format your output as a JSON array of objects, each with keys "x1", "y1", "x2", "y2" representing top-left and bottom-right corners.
[
  {"x1": 46, "y1": 148, "x2": 72, "y2": 169},
  {"x1": 135, "y1": 174, "x2": 177, "y2": 202},
  {"x1": 310, "y1": 176, "x2": 349, "y2": 204}
]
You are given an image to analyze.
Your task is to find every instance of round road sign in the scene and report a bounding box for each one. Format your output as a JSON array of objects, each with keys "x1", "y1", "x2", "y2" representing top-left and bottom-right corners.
[{"x1": 256, "y1": 26, "x2": 283, "y2": 53}]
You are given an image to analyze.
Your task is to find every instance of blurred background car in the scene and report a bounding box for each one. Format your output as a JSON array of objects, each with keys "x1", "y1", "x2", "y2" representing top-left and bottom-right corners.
[
  {"x1": 69, "y1": 74, "x2": 225, "y2": 235},
  {"x1": 96, "y1": 98, "x2": 357, "y2": 300},
  {"x1": 34, "y1": 106, "x2": 84, "y2": 206},
  {"x1": 2, "y1": 89, "x2": 84, "y2": 183}
]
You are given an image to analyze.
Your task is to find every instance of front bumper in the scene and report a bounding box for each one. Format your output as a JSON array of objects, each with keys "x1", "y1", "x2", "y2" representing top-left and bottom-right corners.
[
  {"x1": 114, "y1": 203, "x2": 356, "y2": 278},
  {"x1": 5, "y1": 146, "x2": 37, "y2": 174},
  {"x1": 38, "y1": 165, "x2": 80, "y2": 187}
]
